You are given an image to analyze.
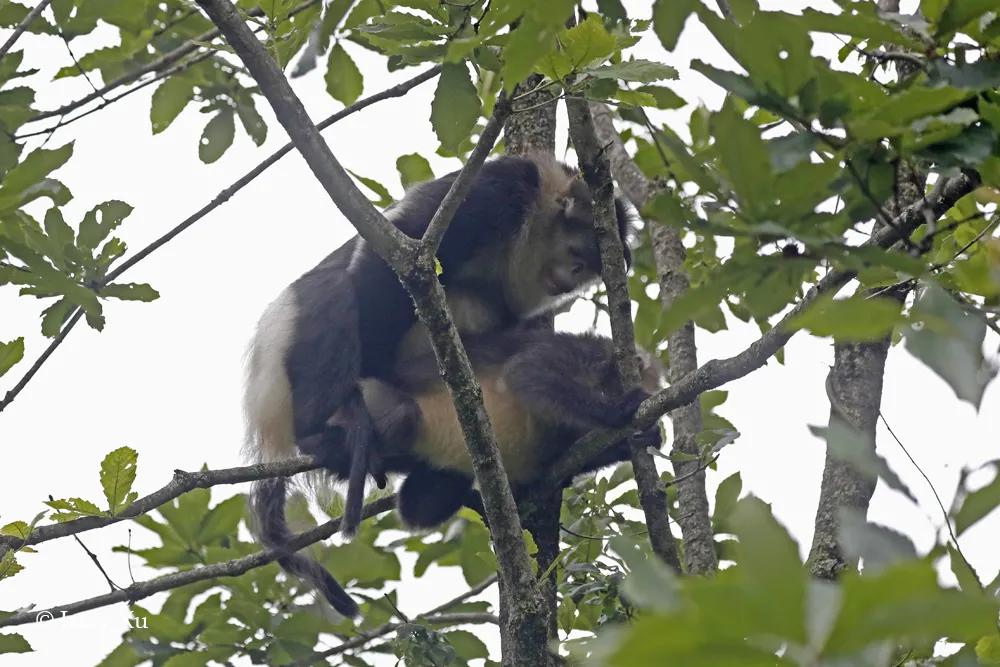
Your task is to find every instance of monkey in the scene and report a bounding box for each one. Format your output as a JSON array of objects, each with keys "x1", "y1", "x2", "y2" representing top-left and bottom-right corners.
[
  {"x1": 243, "y1": 154, "x2": 638, "y2": 617},
  {"x1": 361, "y1": 329, "x2": 665, "y2": 529}
]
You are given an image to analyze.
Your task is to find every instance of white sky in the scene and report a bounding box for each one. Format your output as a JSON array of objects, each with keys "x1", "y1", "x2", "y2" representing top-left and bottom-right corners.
[{"x1": 1, "y1": 1, "x2": 997, "y2": 665}]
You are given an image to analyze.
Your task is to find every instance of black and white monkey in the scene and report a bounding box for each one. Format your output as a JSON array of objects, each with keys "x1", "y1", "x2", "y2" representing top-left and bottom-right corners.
[
  {"x1": 244, "y1": 154, "x2": 637, "y2": 617},
  {"x1": 363, "y1": 329, "x2": 665, "y2": 529}
]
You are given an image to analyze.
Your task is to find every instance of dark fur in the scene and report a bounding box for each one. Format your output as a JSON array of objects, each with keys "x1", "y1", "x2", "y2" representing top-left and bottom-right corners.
[
  {"x1": 369, "y1": 330, "x2": 663, "y2": 528},
  {"x1": 250, "y1": 155, "x2": 636, "y2": 617}
]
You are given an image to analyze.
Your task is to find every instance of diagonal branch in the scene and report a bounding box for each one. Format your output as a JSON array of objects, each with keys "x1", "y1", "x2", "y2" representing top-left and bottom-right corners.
[
  {"x1": 544, "y1": 172, "x2": 980, "y2": 487},
  {"x1": 0, "y1": 458, "x2": 320, "y2": 553},
  {"x1": 0, "y1": 66, "x2": 440, "y2": 415},
  {"x1": 0, "y1": 495, "x2": 397, "y2": 628},
  {"x1": 566, "y1": 98, "x2": 681, "y2": 572},
  {"x1": 0, "y1": 0, "x2": 54, "y2": 60},
  {"x1": 591, "y1": 103, "x2": 717, "y2": 574},
  {"x1": 192, "y1": 2, "x2": 544, "y2": 662},
  {"x1": 23, "y1": 0, "x2": 320, "y2": 125}
]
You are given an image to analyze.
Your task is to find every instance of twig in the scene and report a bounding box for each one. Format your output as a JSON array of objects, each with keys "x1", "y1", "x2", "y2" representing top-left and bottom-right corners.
[
  {"x1": 0, "y1": 458, "x2": 319, "y2": 552},
  {"x1": 299, "y1": 576, "x2": 498, "y2": 665},
  {"x1": 58, "y1": 29, "x2": 102, "y2": 97},
  {"x1": 0, "y1": 0, "x2": 53, "y2": 60},
  {"x1": 419, "y1": 94, "x2": 511, "y2": 255},
  {"x1": 22, "y1": 0, "x2": 320, "y2": 125},
  {"x1": 0, "y1": 309, "x2": 83, "y2": 413},
  {"x1": 0, "y1": 496, "x2": 397, "y2": 628},
  {"x1": 878, "y1": 413, "x2": 969, "y2": 563},
  {"x1": 0, "y1": 67, "x2": 440, "y2": 414},
  {"x1": 71, "y1": 533, "x2": 120, "y2": 592}
]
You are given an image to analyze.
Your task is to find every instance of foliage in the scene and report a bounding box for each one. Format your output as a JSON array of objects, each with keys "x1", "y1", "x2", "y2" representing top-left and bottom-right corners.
[{"x1": 1, "y1": 0, "x2": 999, "y2": 665}]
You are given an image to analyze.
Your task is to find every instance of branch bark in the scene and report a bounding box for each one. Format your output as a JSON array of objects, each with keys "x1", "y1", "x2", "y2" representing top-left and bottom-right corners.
[
  {"x1": 0, "y1": 458, "x2": 319, "y2": 553},
  {"x1": 543, "y1": 173, "x2": 979, "y2": 487},
  {"x1": 0, "y1": 495, "x2": 397, "y2": 627},
  {"x1": 0, "y1": 0, "x2": 54, "y2": 60},
  {"x1": 566, "y1": 98, "x2": 681, "y2": 572},
  {"x1": 193, "y1": 3, "x2": 544, "y2": 663},
  {"x1": 504, "y1": 74, "x2": 559, "y2": 157},
  {"x1": 591, "y1": 103, "x2": 717, "y2": 574},
  {"x1": 0, "y1": 66, "x2": 440, "y2": 415}
]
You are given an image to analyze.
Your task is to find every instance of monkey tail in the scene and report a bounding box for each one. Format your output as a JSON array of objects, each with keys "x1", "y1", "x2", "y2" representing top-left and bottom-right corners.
[{"x1": 250, "y1": 476, "x2": 360, "y2": 618}]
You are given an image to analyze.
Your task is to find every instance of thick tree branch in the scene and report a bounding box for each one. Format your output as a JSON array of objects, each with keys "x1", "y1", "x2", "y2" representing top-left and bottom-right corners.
[
  {"x1": 591, "y1": 103, "x2": 718, "y2": 574},
  {"x1": 504, "y1": 74, "x2": 559, "y2": 157},
  {"x1": 0, "y1": 458, "x2": 319, "y2": 553},
  {"x1": 0, "y1": 0, "x2": 53, "y2": 60},
  {"x1": 544, "y1": 172, "x2": 979, "y2": 487},
  {"x1": 566, "y1": 98, "x2": 681, "y2": 571},
  {"x1": 193, "y1": 3, "x2": 542, "y2": 663},
  {"x1": 0, "y1": 495, "x2": 396, "y2": 628}
]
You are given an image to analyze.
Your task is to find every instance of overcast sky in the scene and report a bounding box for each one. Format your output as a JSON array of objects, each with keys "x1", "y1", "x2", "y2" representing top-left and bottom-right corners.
[{"x1": 1, "y1": 1, "x2": 997, "y2": 664}]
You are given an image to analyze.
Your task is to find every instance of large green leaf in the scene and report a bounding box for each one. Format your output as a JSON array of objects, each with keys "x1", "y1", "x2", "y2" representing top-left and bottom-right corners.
[
  {"x1": 653, "y1": 0, "x2": 696, "y2": 51},
  {"x1": 787, "y1": 293, "x2": 905, "y2": 341},
  {"x1": 198, "y1": 110, "x2": 235, "y2": 164},
  {"x1": 430, "y1": 62, "x2": 480, "y2": 155},
  {"x1": 955, "y1": 468, "x2": 1000, "y2": 535},
  {"x1": 396, "y1": 153, "x2": 434, "y2": 189},
  {"x1": 0, "y1": 337, "x2": 24, "y2": 377},
  {"x1": 150, "y1": 76, "x2": 195, "y2": 135},
  {"x1": 325, "y1": 43, "x2": 364, "y2": 106},
  {"x1": 100, "y1": 446, "x2": 138, "y2": 515}
]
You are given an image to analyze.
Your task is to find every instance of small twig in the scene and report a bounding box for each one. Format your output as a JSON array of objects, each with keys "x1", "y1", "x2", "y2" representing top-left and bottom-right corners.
[
  {"x1": 71, "y1": 534, "x2": 120, "y2": 592},
  {"x1": 878, "y1": 412, "x2": 973, "y2": 570},
  {"x1": 58, "y1": 29, "x2": 102, "y2": 97},
  {"x1": 295, "y1": 576, "x2": 498, "y2": 665},
  {"x1": 0, "y1": 458, "x2": 319, "y2": 552},
  {"x1": 0, "y1": 0, "x2": 54, "y2": 60},
  {"x1": 0, "y1": 496, "x2": 398, "y2": 628}
]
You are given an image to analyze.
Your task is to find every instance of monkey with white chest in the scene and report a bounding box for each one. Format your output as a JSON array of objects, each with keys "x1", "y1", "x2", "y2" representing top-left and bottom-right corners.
[{"x1": 244, "y1": 154, "x2": 638, "y2": 617}]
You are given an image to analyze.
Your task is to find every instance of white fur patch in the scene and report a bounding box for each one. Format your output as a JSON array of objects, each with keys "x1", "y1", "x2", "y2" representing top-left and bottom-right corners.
[{"x1": 243, "y1": 289, "x2": 298, "y2": 463}]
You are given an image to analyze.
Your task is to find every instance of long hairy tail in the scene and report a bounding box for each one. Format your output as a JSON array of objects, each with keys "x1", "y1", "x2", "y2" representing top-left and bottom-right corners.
[{"x1": 251, "y1": 476, "x2": 360, "y2": 617}]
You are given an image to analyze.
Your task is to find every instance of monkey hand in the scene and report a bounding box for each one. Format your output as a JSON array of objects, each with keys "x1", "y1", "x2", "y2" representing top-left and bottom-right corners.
[
  {"x1": 607, "y1": 387, "x2": 651, "y2": 428},
  {"x1": 297, "y1": 427, "x2": 352, "y2": 478}
]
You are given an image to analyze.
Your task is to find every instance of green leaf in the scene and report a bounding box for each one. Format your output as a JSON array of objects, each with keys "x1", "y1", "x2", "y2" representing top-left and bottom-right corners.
[
  {"x1": 836, "y1": 509, "x2": 916, "y2": 573},
  {"x1": 787, "y1": 293, "x2": 904, "y2": 342},
  {"x1": 78, "y1": 201, "x2": 133, "y2": 252},
  {"x1": 937, "y1": 0, "x2": 997, "y2": 36},
  {"x1": 0, "y1": 338, "x2": 24, "y2": 377},
  {"x1": 198, "y1": 495, "x2": 245, "y2": 544},
  {"x1": 955, "y1": 470, "x2": 1000, "y2": 535},
  {"x1": 442, "y1": 630, "x2": 489, "y2": 660},
  {"x1": 430, "y1": 63, "x2": 481, "y2": 155},
  {"x1": 653, "y1": 0, "x2": 696, "y2": 51},
  {"x1": 235, "y1": 96, "x2": 267, "y2": 147},
  {"x1": 810, "y1": 419, "x2": 916, "y2": 503},
  {"x1": 0, "y1": 143, "x2": 73, "y2": 211},
  {"x1": 0, "y1": 633, "x2": 31, "y2": 654},
  {"x1": 198, "y1": 110, "x2": 235, "y2": 164},
  {"x1": 584, "y1": 60, "x2": 678, "y2": 83},
  {"x1": 712, "y1": 471, "x2": 742, "y2": 532},
  {"x1": 798, "y1": 8, "x2": 924, "y2": 49},
  {"x1": 100, "y1": 447, "x2": 138, "y2": 515},
  {"x1": 501, "y1": 18, "x2": 559, "y2": 91},
  {"x1": 45, "y1": 497, "x2": 104, "y2": 520},
  {"x1": 396, "y1": 153, "x2": 434, "y2": 189},
  {"x1": 904, "y1": 282, "x2": 997, "y2": 408},
  {"x1": 150, "y1": 76, "x2": 195, "y2": 134},
  {"x1": 99, "y1": 283, "x2": 160, "y2": 302},
  {"x1": 325, "y1": 43, "x2": 364, "y2": 106},
  {"x1": 348, "y1": 170, "x2": 394, "y2": 208},
  {"x1": 40, "y1": 298, "x2": 74, "y2": 337},
  {"x1": 710, "y1": 98, "x2": 772, "y2": 212},
  {"x1": 978, "y1": 634, "x2": 1000, "y2": 665},
  {"x1": 634, "y1": 85, "x2": 686, "y2": 109}
]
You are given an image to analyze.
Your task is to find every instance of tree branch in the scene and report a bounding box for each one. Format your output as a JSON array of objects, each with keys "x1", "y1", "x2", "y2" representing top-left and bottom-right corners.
[
  {"x1": 0, "y1": 0, "x2": 53, "y2": 61},
  {"x1": 0, "y1": 458, "x2": 319, "y2": 553},
  {"x1": 544, "y1": 172, "x2": 980, "y2": 487},
  {"x1": 588, "y1": 103, "x2": 718, "y2": 574},
  {"x1": 0, "y1": 495, "x2": 397, "y2": 628},
  {"x1": 23, "y1": 0, "x2": 320, "y2": 125},
  {"x1": 0, "y1": 66, "x2": 441, "y2": 415},
  {"x1": 193, "y1": 3, "x2": 543, "y2": 663},
  {"x1": 566, "y1": 98, "x2": 681, "y2": 571},
  {"x1": 300, "y1": 576, "x2": 498, "y2": 665}
]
